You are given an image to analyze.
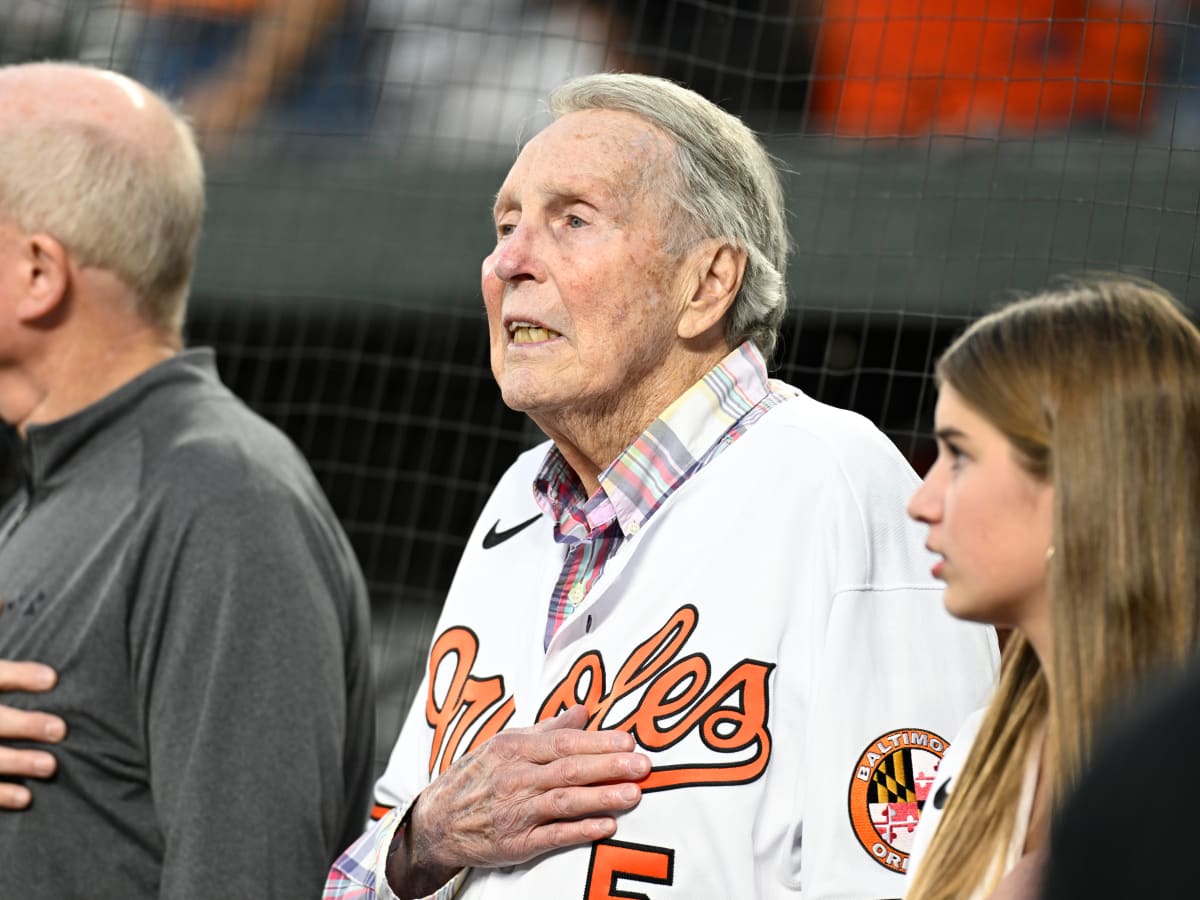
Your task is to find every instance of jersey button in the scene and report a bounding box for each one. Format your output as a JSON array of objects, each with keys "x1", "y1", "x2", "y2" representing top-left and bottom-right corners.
[{"x1": 568, "y1": 584, "x2": 585, "y2": 605}]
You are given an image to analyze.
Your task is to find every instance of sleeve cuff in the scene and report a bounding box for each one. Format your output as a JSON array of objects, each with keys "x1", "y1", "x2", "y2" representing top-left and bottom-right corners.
[{"x1": 372, "y1": 799, "x2": 469, "y2": 900}]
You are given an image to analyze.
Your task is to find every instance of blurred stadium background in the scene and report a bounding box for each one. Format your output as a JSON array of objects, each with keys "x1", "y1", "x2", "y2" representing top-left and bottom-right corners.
[{"x1": 4, "y1": 0, "x2": 1198, "y2": 774}]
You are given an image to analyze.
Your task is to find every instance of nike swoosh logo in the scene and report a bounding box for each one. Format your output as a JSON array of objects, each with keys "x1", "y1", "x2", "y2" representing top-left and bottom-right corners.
[{"x1": 481, "y1": 513, "x2": 542, "y2": 549}]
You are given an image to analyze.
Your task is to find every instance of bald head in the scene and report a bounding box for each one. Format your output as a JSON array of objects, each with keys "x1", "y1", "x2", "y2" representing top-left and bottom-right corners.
[
  {"x1": 0, "y1": 62, "x2": 177, "y2": 145},
  {"x1": 0, "y1": 62, "x2": 204, "y2": 332}
]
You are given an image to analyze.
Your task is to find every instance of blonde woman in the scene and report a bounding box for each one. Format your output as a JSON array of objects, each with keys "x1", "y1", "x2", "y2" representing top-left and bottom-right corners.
[{"x1": 904, "y1": 276, "x2": 1200, "y2": 900}]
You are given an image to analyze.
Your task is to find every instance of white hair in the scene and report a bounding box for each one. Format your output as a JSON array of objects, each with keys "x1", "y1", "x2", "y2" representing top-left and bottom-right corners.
[{"x1": 550, "y1": 73, "x2": 789, "y2": 359}]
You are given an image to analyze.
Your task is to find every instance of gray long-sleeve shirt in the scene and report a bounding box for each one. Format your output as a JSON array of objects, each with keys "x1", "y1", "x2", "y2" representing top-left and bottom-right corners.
[{"x1": 0, "y1": 349, "x2": 374, "y2": 899}]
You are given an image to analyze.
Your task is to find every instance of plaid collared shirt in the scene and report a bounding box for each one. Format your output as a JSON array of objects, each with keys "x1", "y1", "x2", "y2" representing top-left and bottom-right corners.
[
  {"x1": 323, "y1": 805, "x2": 466, "y2": 900},
  {"x1": 322, "y1": 341, "x2": 795, "y2": 900},
  {"x1": 534, "y1": 340, "x2": 793, "y2": 648}
]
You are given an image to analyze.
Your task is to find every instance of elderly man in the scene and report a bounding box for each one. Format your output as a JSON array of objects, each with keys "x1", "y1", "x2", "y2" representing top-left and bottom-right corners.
[
  {"x1": 327, "y1": 73, "x2": 998, "y2": 899},
  {"x1": 0, "y1": 62, "x2": 375, "y2": 897}
]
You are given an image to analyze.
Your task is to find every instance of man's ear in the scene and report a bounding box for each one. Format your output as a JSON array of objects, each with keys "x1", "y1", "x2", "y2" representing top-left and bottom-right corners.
[
  {"x1": 677, "y1": 241, "x2": 747, "y2": 341},
  {"x1": 16, "y1": 232, "x2": 70, "y2": 323}
]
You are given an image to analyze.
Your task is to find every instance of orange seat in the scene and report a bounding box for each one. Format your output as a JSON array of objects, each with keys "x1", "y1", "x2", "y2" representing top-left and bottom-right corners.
[{"x1": 810, "y1": 0, "x2": 1159, "y2": 136}]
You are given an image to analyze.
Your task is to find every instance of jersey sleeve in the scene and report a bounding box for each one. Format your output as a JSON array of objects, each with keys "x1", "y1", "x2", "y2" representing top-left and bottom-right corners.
[
  {"x1": 128, "y1": 475, "x2": 371, "y2": 899},
  {"x1": 798, "y1": 585, "x2": 997, "y2": 896},
  {"x1": 785, "y1": 422, "x2": 1000, "y2": 897}
]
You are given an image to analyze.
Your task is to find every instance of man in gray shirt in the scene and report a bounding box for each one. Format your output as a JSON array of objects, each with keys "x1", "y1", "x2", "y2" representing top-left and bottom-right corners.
[{"x1": 0, "y1": 61, "x2": 375, "y2": 898}]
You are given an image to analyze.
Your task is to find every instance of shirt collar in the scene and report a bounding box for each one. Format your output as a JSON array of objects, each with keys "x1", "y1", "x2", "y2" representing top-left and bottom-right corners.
[
  {"x1": 21, "y1": 349, "x2": 218, "y2": 490},
  {"x1": 533, "y1": 341, "x2": 771, "y2": 538}
]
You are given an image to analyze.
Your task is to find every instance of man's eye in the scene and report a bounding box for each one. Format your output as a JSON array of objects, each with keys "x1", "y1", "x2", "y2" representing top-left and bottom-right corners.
[
  {"x1": 496, "y1": 223, "x2": 515, "y2": 237},
  {"x1": 565, "y1": 214, "x2": 585, "y2": 228}
]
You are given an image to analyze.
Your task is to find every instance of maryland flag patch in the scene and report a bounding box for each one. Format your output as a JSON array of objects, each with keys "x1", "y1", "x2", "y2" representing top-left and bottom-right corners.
[{"x1": 847, "y1": 728, "x2": 948, "y2": 874}]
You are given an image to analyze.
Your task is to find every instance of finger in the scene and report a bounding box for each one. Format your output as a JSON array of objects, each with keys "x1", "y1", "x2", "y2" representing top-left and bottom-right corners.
[
  {"x1": 0, "y1": 782, "x2": 32, "y2": 810},
  {"x1": 0, "y1": 706, "x2": 66, "y2": 743},
  {"x1": 0, "y1": 746, "x2": 57, "y2": 779},
  {"x1": 484, "y1": 749, "x2": 648, "y2": 812},
  {"x1": 517, "y1": 815, "x2": 620, "y2": 859},
  {"x1": 545, "y1": 750, "x2": 650, "y2": 790},
  {"x1": 532, "y1": 780, "x2": 644, "y2": 825},
  {"x1": 0, "y1": 661, "x2": 56, "y2": 693},
  {"x1": 512, "y1": 726, "x2": 636, "y2": 766},
  {"x1": 530, "y1": 705, "x2": 590, "y2": 732},
  {"x1": 470, "y1": 789, "x2": 640, "y2": 867}
]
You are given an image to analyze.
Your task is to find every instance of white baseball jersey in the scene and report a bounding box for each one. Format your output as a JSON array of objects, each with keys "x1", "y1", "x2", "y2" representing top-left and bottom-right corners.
[{"x1": 373, "y1": 389, "x2": 999, "y2": 899}]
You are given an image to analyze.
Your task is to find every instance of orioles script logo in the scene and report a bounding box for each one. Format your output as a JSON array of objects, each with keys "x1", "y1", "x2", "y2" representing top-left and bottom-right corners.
[{"x1": 425, "y1": 604, "x2": 775, "y2": 792}]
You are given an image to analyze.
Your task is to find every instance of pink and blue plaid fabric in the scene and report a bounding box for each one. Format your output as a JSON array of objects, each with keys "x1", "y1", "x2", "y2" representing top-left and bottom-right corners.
[
  {"x1": 534, "y1": 341, "x2": 792, "y2": 648},
  {"x1": 323, "y1": 807, "x2": 466, "y2": 899}
]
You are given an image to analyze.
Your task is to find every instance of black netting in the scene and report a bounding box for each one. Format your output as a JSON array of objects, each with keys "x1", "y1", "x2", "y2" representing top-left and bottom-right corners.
[{"x1": 3, "y1": 0, "x2": 1197, "y2": 772}]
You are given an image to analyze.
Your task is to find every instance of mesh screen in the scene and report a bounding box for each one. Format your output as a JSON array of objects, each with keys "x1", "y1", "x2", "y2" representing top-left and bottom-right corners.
[{"x1": 2, "y1": 0, "x2": 1197, "y2": 771}]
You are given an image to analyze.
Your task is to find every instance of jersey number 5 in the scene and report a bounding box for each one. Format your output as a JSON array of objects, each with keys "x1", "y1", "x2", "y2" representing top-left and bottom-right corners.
[{"x1": 584, "y1": 839, "x2": 674, "y2": 900}]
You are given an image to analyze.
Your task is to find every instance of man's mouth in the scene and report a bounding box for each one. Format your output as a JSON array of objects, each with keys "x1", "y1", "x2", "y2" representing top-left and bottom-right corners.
[{"x1": 508, "y1": 321, "x2": 562, "y2": 344}]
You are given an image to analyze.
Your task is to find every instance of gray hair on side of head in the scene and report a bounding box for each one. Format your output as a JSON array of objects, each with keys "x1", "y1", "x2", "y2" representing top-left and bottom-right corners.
[
  {"x1": 0, "y1": 74, "x2": 204, "y2": 334},
  {"x1": 549, "y1": 73, "x2": 790, "y2": 360}
]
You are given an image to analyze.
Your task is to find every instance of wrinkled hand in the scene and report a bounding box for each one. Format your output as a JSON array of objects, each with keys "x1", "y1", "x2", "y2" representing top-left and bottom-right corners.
[
  {"x1": 0, "y1": 661, "x2": 65, "y2": 809},
  {"x1": 387, "y1": 705, "x2": 649, "y2": 897}
]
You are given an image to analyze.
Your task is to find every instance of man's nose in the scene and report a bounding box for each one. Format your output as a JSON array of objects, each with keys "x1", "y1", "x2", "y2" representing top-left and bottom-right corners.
[{"x1": 491, "y1": 223, "x2": 540, "y2": 284}]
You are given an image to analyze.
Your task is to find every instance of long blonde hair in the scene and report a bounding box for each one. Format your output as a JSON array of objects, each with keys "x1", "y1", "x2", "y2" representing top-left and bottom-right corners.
[{"x1": 907, "y1": 276, "x2": 1200, "y2": 899}]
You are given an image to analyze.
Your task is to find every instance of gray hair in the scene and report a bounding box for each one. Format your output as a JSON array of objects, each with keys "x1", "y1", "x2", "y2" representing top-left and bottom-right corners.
[
  {"x1": 0, "y1": 88, "x2": 204, "y2": 333},
  {"x1": 549, "y1": 73, "x2": 789, "y2": 360}
]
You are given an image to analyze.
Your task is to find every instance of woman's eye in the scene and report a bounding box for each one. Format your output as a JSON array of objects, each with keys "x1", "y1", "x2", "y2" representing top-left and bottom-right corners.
[{"x1": 934, "y1": 437, "x2": 967, "y2": 472}]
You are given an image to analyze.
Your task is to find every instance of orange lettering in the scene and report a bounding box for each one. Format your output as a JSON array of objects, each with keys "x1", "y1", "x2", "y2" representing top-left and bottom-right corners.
[
  {"x1": 425, "y1": 607, "x2": 775, "y2": 791},
  {"x1": 425, "y1": 627, "x2": 514, "y2": 775},
  {"x1": 541, "y1": 605, "x2": 776, "y2": 791},
  {"x1": 627, "y1": 653, "x2": 710, "y2": 747},
  {"x1": 587, "y1": 607, "x2": 698, "y2": 727},
  {"x1": 638, "y1": 660, "x2": 774, "y2": 791},
  {"x1": 538, "y1": 651, "x2": 607, "y2": 721}
]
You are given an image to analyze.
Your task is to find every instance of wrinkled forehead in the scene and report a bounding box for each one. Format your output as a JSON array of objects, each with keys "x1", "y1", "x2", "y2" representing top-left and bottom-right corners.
[{"x1": 495, "y1": 109, "x2": 676, "y2": 212}]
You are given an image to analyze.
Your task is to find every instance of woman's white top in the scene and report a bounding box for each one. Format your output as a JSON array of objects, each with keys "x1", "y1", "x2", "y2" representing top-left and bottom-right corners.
[{"x1": 904, "y1": 707, "x2": 1043, "y2": 899}]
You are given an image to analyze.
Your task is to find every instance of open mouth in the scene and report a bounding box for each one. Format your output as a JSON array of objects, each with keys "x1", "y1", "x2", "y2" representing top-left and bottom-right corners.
[{"x1": 508, "y1": 321, "x2": 562, "y2": 344}]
